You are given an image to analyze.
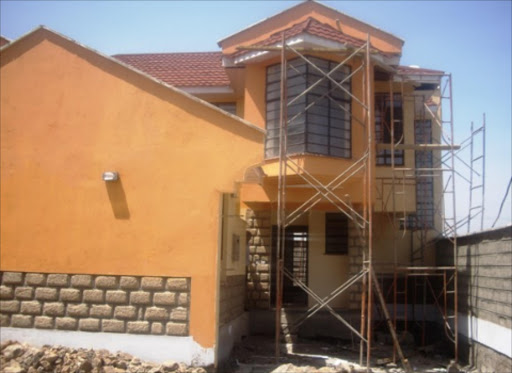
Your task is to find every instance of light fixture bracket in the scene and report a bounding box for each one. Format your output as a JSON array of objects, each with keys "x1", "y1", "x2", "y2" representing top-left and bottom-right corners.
[{"x1": 102, "y1": 171, "x2": 119, "y2": 181}]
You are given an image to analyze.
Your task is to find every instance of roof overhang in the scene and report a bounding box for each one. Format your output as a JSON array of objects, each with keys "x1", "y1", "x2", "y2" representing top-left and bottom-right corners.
[
  {"x1": 179, "y1": 86, "x2": 234, "y2": 95},
  {"x1": 217, "y1": 0, "x2": 404, "y2": 48},
  {"x1": 395, "y1": 69, "x2": 444, "y2": 84},
  {"x1": 222, "y1": 33, "x2": 400, "y2": 68}
]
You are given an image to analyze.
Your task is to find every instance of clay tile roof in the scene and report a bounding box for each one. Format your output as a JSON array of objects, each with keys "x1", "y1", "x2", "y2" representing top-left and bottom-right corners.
[
  {"x1": 113, "y1": 52, "x2": 230, "y2": 87},
  {"x1": 231, "y1": 17, "x2": 367, "y2": 58},
  {"x1": 397, "y1": 66, "x2": 444, "y2": 76}
]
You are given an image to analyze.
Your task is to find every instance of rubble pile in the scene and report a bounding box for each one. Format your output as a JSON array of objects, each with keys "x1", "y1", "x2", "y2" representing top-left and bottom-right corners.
[{"x1": 0, "y1": 340, "x2": 208, "y2": 373}]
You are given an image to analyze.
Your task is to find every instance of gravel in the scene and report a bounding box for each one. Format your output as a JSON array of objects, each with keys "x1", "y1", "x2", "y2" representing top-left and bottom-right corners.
[{"x1": 0, "y1": 340, "x2": 209, "y2": 373}]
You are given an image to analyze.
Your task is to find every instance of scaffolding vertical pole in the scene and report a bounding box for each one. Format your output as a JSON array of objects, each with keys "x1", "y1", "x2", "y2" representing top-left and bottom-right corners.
[
  {"x1": 481, "y1": 113, "x2": 486, "y2": 231},
  {"x1": 275, "y1": 32, "x2": 287, "y2": 360},
  {"x1": 359, "y1": 45, "x2": 369, "y2": 366},
  {"x1": 443, "y1": 270, "x2": 447, "y2": 332},
  {"x1": 359, "y1": 271, "x2": 367, "y2": 365},
  {"x1": 404, "y1": 272, "x2": 408, "y2": 334},
  {"x1": 389, "y1": 77, "x2": 398, "y2": 364},
  {"x1": 365, "y1": 34, "x2": 374, "y2": 372},
  {"x1": 448, "y1": 74, "x2": 459, "y2": 361},
  {"x1": 421, "y1": 277, "x2": 426, "y2": 347},
  {"x1": 392, "y1": 269, "x2": 397, "y2": 362},
  {"x1": 468, "y1": 121, "x2": 474, "y2": 233},
  {"x1": 390, "y1": 79, "x2": 396, "y2": 265}
]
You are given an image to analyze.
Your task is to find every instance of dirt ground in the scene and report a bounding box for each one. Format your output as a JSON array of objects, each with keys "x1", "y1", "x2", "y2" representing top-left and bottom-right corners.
[
  {"x1": 226, "y1": 335, "x2": 461, "y2": 373},
  {"x1": 1, "y1": 336, "x2": 464, "y2": 373}
]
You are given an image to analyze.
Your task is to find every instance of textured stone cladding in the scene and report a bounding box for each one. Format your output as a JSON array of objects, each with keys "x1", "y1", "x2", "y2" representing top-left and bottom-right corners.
[
  {"x1": 347, "y1": 218, "x2": 365, "y2": 310},
  {"x1": 245, "y1": 210, "x2": 271, "y2": 309},
  {"x1": 0, "y1": 272, "x2": 190, "y2": 336},
  {"x1": 219, "y1": 275, "x2": 246, "y2": 326}
]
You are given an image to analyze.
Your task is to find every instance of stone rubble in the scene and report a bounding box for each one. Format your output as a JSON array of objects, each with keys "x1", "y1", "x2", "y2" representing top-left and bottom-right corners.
[{"x1": 0, "y1": 340, "x2": 208, "y2": 373}]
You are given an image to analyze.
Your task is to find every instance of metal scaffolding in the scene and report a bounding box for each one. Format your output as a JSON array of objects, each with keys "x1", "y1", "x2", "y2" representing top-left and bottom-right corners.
[
  {"x1": 260, "y1": 33, "x2": 412, "y2": 372},
  {"x1": 238, "y1": 29, "x2": 486, "y2": 370},
  {"x1": 378, "y1": 72, "x2": 463, "y2": 361},
  {"x1": 271, "y1": 33, "x2": 377, "y2": 365},
  {"x1": 380, "y1": 72, "x2": 487, "y2": 363}
]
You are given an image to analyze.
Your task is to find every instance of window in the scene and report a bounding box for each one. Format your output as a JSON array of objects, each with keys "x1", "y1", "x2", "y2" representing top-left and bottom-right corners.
[
  {"x1": 415, "y1": 120, "x2": 434, "y2": 228},
  {"x1": 325, "y1": 213, "x2": 349, "y2": 255},
  {"x1": 271, "y1": 226, "x2": 309, "y2": 306},
  {"x1": 375, "y1": 93, "x2": 404, "y2": 165},
  {"x1": 265, "y1": 57, "x2": 351, "y2": 159}
]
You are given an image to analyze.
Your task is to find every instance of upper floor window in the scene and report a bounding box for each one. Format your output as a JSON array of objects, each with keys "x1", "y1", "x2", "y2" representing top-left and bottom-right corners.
[
  {"x1": 415, "y1": 119, "x2": 434, "y2": 228},
  {"x1": 375, "y1": 93, "x2": 404, "y2": 165},
  {"x1": 265, "y1": 57, "x2": 351, "y2": 159}
]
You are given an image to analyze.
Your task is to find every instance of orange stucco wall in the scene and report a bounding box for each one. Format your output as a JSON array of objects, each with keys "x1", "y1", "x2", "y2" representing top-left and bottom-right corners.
[
  {"x1": 0, "y1": 30, "x2": 264, "y2": 348},
  {"x1": 243, "y1": 64, "x2": 267, "y2": 130},
  {"x1": 241, "y1": 52, "x2": 376, "y2": 206}
]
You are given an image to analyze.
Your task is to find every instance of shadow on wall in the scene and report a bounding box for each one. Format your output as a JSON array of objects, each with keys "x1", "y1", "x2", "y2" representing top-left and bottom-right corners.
[{"x1": 105, "y1": 178, "x2": 130, "y2": 219}]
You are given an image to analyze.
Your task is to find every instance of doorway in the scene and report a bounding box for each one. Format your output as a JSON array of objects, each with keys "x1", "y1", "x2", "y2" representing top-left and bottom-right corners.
[{"x1": 271, "y1": 225, "x2": 309, "y2": 307}]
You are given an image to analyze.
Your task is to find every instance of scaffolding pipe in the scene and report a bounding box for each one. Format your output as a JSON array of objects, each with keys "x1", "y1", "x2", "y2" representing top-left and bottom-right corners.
[
  {"x1": 365, "y1": 33, "x2": 374, "y2": 373},
  {"x1": 275, "y1": 32, "x2": 287, "y2": 360},
  {"x1": 481, "y1": 114, "x2": 486, "y2": 231},
  {"x1": 448, "y1": 74, "x2": 459, "y2": 362}
]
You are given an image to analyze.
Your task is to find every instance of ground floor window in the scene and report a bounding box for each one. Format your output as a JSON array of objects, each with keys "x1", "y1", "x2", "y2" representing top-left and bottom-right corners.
[{"x1": 325, "y1": 213, "x2": 349, "y2": 255}]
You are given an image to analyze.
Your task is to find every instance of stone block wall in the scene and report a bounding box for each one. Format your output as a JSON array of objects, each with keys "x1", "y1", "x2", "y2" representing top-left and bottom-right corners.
[
  {"x1": 347, "y1": 219, "x2": 365, "y2": 310},
  {"x1": 245, "y1": 209, "x2": 271, "y2": 309},
  {"x1": 0, "y1": 272, "x2": 190, "y2": 336},
  {"x1": 219, "y1": 275, "x2": 246, "y2": 326},
  {"x1": 245, "y1": 209, "x2": 366, "y2": 310},
  {"x1": 437, "y1": 226, "x2": 512, "y2": 329},
  {"x1": 437, "y1": 225, "x2": 512, "y2": 371}
]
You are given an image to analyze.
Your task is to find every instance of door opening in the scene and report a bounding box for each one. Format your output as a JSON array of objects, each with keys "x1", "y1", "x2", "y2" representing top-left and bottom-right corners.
[{"x1": 271, "y1": 225, "x2": 309, "y2": 307}]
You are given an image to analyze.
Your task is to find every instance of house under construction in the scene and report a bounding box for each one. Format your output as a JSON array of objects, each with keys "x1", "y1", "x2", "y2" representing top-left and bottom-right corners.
[{"x1": 1, "y1": 2, "x2": 509, "y2": 372}]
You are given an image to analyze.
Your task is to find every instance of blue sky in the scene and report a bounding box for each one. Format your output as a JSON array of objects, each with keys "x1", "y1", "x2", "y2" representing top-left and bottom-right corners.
[{"x1": 1, "y1": 0, "x2": 511, "y2": 231}]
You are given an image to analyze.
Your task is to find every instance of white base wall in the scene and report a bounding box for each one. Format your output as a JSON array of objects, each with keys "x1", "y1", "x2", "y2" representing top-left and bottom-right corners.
[
  {"x1": 0, "y1": 327, "x2": 214, "y2": 366},
  {"x1": 459, "y1": 314, "x2": 512, "y2": 359}
]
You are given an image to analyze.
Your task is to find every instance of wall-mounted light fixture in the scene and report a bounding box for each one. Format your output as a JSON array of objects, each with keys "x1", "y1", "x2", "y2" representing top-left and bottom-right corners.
[{"x1": 102, "y1": 171, "x2": 119, "y2": 182}]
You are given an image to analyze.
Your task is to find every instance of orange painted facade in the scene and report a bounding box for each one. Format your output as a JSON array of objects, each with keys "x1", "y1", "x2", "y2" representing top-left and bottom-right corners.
[
  {"x1": 239, "y1": 53, "x2": 375, "y2": 208},
  {"x1": 1, "y1": 1, "x2": 445, "y2": 360},
  {"x1": 0, "y1": 29, "x2": 264, "y2": 348}
]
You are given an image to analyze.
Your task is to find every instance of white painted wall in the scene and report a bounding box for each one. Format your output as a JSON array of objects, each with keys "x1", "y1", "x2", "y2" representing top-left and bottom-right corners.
[{"x1": 458, "y1": 314, "x2": 512, "y2": 359}]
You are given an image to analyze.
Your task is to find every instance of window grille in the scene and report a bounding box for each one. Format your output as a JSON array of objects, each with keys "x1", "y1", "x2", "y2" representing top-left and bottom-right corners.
[{"x1": 265, "y1": 57, "x2": 351, "y2": 159}]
